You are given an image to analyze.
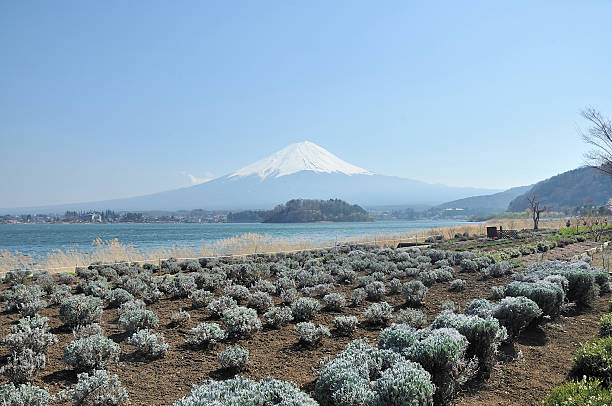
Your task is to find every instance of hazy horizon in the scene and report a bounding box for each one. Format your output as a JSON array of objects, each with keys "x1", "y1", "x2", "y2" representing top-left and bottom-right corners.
[{"x1": 2, "y1": 1, "x2": 611, "y2": 208}]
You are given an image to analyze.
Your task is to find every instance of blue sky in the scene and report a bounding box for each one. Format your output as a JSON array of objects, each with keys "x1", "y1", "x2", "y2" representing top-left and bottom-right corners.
[{"x1": 1, "y1": 1, "x2": 611, "y2": 208}]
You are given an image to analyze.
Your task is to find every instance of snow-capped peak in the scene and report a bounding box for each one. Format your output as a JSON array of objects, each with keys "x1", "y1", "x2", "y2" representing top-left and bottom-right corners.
[{"x1": 228, "y1": 141, "x2": 373, "y2": 180}]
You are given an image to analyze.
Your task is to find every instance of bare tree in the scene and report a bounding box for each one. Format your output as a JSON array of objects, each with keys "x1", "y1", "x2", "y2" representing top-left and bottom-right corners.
[
  {"x1": 527, "y1": 195, "x2": 548, "y2": 230},
  {"x1": 580, "y1": 108, "x2": 612, "y2": 176}
]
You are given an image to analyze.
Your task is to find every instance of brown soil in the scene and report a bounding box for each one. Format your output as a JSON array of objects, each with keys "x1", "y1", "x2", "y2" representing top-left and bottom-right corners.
[{"x1": 0, "y1": 240, "x2": 608, "y2": 405}]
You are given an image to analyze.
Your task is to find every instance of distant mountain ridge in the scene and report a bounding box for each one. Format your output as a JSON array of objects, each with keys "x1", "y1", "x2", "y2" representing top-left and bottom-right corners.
[
  {"x1": 508, "y1": 166, "x2": 612, "y2": 211},
  {"x1": 437, "y1": 185, "x2": 533, "y2": 213},
  {"x1": 0, "y1": 141, "x2": 499, "y2": 214}
]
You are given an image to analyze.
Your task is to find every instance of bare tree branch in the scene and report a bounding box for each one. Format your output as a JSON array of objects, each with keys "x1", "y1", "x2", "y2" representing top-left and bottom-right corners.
[{"x1": 580, "y1": 108, "x2": 612, "y2": 176}]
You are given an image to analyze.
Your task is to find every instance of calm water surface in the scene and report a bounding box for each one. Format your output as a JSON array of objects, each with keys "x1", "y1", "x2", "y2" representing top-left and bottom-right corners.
[{"x1": 0, "y1": 220, "x2": 469, "y2": 257}]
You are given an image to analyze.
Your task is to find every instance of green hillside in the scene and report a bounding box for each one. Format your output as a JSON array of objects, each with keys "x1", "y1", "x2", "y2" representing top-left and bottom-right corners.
[
  {"x1": 508, "y1": 167, "x2": 612, "y2": 211},
  {"x1": 263, "y1": 199, "x2": 370, "y2": 223}
]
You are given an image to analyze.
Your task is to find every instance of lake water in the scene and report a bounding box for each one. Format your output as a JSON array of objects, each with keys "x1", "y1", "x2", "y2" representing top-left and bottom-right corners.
[{"x1": 0, "y1": 220, "x2": 469, "y2": 257}]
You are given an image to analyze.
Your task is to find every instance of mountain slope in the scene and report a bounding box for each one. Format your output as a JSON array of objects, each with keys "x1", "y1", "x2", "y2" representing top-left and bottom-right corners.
[
  {"x1": 508, "y1": 167, "x2": 612, "y2": 211},
  {"x1": 437, "y1": 185, "x2": 532, "y2": 213},
  {"x1": 229, "y1": 141, "x2": 372, "y2": 179},
  {"x1": 1, "y1": 141, "x2": 499, "y2": 213}
]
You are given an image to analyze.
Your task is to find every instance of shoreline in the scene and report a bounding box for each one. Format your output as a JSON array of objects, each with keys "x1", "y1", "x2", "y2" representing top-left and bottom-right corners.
[{"x1": 0, "y1": 218, "x2": 571, "y2": 274}]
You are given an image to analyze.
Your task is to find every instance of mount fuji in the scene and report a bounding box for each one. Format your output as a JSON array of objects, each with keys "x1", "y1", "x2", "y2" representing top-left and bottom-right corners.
[{"x1": 2, "y1": 142, "x2": 498, "y2": 213}]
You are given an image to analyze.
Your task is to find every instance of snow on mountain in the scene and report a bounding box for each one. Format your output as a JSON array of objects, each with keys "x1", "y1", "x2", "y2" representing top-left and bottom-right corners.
[{"x1": 228, "y1": 141, "x2": 373, "y2": 180}]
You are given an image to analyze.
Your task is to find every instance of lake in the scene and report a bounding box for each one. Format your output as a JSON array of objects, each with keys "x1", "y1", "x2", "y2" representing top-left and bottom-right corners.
[{"x1": 0, "y1": 220, "x2": 470, "y2": 257}]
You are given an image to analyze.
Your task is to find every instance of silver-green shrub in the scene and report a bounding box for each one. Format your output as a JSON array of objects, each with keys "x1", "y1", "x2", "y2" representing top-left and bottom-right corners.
[
  {"x1": 172, "y1": 376, "x2": 317, "y2": 406},
  {"x1": 430, "y1": 310, "x2": 507, "y2": 377},
  {"x1": 419, "y1": 268, "x2": 453, "y2": 286},
  {"x1": 295, "y1": 322, "x2": 330, "y2": 347},
  {"x1": 19, "y1": 296, "x2": 48, "y2": 318},
  {"x1": 263, "y1": 306, "x2": 293, "y2": 328},
  {"x1": 291, "y1": 297, "x2": 321, "y2": 321},
  {"x1": 181, "y1": 260, "x2": 202, "y2": 272},
  {"x1": 1, "y1": 349, "x2": 46, "y2": 383},
  {"x1": 99, "y1": 267, "x2": 119, "y2": 280},
  {"x1": 464, "y1": 299, "x2": 494, "y2": 319},
  {"x1": 315, "y1": 339, "x2": 433, "y2": 406},
  {"x1": 389, "y1": 278, "x2": 402, "y2": 294},
  {"x1": 323, "y1": 293, "x2": 346, "y2": 311},
  {"x1": 58, "y1": 273, "x2": 75, "y2": 285},
  {"x1": 522, "y1": 260, "x2": 607, "y2": 307},
  {"x1": 460, "y1": 259, "x2": 478, "y2": 273},
  {"x1": 105, "y1": 288, "x2": 134, "y2": 308},
  {"x1": 62, "y1": 334, "x2": 120, "y2": 372},
  {"x1": 440, "y1": 300, "x2": 460, "y2": 312},
  {"x1": 280, "y1": 288, "x2": 298, "y2": 304},
  {"x1": 504, "y1": 280, "x2": 564, "y2": 317},
  {"x1": 365, "y1": 281, "x2": 386, "y2": 302},
  {"x1": 49, "y1": 285, "x2": 72, "y2": 305},
  {"x1": 207, "y1": 296, "x2": 238, "y2": 319},
  {"x1": 80, "y1": 279, "x2": 110, "y2": 299},
  {"x1": 253, "y1": 279, "x2": 276, "y2": 294},
  {"x1": 170, "y1": 309, "x2": 191, "y2": 327},
  {"x1": 377, "y1": 323, "x2": 417, "y2": 354},
  {"x1": 333, "y1": 316, "x2": 358, "y2": 336},
  {"x1": 5, "y1": 270, "x2": 30, "y2": 285},
  {"x1": 221, "y1": 306, "x2": 262, "y2": 338},
  {"x1": 170, "y1": 274, "x2": 197, "y2": 298},
  {"x1": 117, "y1": 299, "x2": 145, "y2": 316},
  {"x1": 402, "y1": 280, "x2": 428, "y2": 306},
  {"x1": 276, "y1": 276, "x2": 297, "y2": 292},
  {"x1": 190, "y1": 289, "x2": 214, "y2": 309},
  {"x1": 76, "y1": 267, "x2": 98, "y2": 280},
  {"x1": 449, "y1": 279, "x2": 467, "y2": 292},
  {"x1": 0, "y1": 382, "x2": 52, "y2": 406},
  {"x1": 217, "y1": 345, "x2": 248, "y2": 371},
  {"x1": 337, "y1": 268, "x2": 357, "y2": 284},
  {"x1": 351, "y1": 287, "x2": 367, "y2": 307},
  {"x1": 4, "y1": 285, "x2": 45, "y2": 315},
  {"x1": 491, "y1": 286, "x2": 506, "y2": 300},
  {"x1": 491, "y1": 296, "x2": 542, "y2": 338},
  {"x1": 12, "y1": 314, "x2": 50, "y2": 331},
  {"x1": 363, "y1": 302, "x2": 393, "y2": 326},
  {"x1": 223, "y1": 284, "x2": 250, "y2": 302},
  {"x1": 195, "y1": 271, "x2": 226, "y2": 292},
  {"x1": 3, "y1": 315, "x2": 57, "y2": 354},
  {"x1": 396, "y1": 309, "x2": 427, "y2": 329},
  {"x1": 407, "y1": 327, "x2": 473, "y2": 404},
  {"x1": 72, "y1": 323, "x2": 104, "y2": 339},
  {"x1": 59, "y1": 369, "x2": 129, "y2": 406},
  {"x1": 59, "y1": 295, "x2": 103, "y2": 328},
  {"x1": 481, "y1": 262, "x2": 513, "y2": 279},
  {"x1": 186, "y1": 323, "x2": 226, "y2": 348},
  {"x1": 118, "y1": 308, "x2": 158, "y2": 334},
  {"x1": 370, "y1": 359, "x2": 435, "y2": 406},
  {"x1": 247, "y1": 291, "x2": 274, "y2": 313},
  {"x1": 127, "y1": 329, "x2": 169, "y2": 358}
]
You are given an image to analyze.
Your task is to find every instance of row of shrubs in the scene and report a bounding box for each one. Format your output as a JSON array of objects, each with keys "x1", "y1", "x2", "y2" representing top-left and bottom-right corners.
[
  {"x1": 494, "y1": 235, "x2": 585, "y2": 262},
  {"x1": 0, "y1": 244, "x2": 471, "y2": 405},
  {"x1": 175, "y1": 287, "x2": 548, "y2": 406},
  {"x1": 490, "y1": 259, "x2": 610, "y2": 319},
  {"x1": 2, "y1": 242, "x2": 606, "y2": 405}
]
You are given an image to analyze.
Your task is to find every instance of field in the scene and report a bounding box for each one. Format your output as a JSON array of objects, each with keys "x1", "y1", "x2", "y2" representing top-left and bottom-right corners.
[{"x1": 2, "y1": 226, "x2": 612, "y2": 405}]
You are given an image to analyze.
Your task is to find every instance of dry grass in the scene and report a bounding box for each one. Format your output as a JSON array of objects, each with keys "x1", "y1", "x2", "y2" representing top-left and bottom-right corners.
[{"x1": 0, "y1": 218, "x2": 570, "y2": 274}]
